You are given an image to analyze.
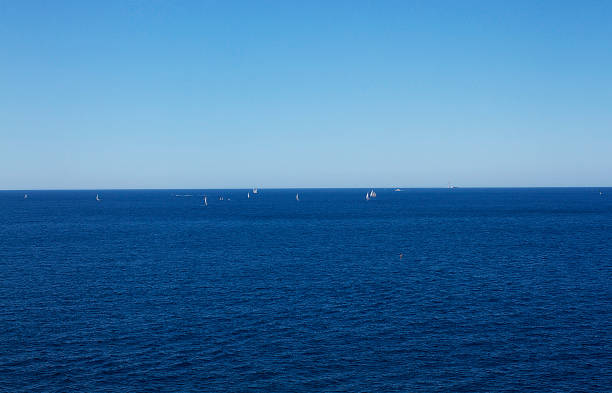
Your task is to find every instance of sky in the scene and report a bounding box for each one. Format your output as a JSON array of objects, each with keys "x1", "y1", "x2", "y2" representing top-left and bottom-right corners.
[{"x1": 1, "y1": 0, "x2": 611, "y2": 189}]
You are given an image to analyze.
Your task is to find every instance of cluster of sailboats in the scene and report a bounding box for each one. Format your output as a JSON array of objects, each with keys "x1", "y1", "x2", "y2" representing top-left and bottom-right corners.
[
  {"x1": 203, "y1": 188, "x2": 300, "y2": 206},
  {"x1": 44, "y1": 187, "x2": 389, "y2": 203},
  {"x1": 200, "y1": 188, "x2": 375, "y2": 205}
]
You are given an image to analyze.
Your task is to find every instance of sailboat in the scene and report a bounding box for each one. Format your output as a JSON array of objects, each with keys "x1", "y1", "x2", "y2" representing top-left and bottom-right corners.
[
  {"x1": 96, "y1": 194, "x2": 101, "y2": 201},
  {"x1": 369, "y1": 189, "x2": 376, "y2": 198},
  {"x1": 204, "y1": 196, "x2": 208, "y2": 206},
  {"x1": 24, "y1": 194, "x2": 28, "y2": 199},
  {"x1": 296, "y1": 193, "x2": 300, "y2": 201},
  {"x1": 247, "y1": 192, "x2": 250, "y2": 199},
  {"x1": 252, "y1": 187, "x2": 258, "y2": 194},
  {"x1": 366, "y1": 192, "x2": 370, "y2": 201}
]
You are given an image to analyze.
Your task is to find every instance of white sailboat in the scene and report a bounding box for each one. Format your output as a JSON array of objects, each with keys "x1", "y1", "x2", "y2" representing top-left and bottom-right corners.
[
  {"x1": 366, "y1": 192, "x2": 370, "y2": 201},
  {"x1": 96, "y1": 194, "x2": 101, "y2": 201},
  {"x1": 204, "y1": 196, "x2": 208, "y2": 206},
  {"x1": 252, "y1": 187, "x2": 258, "y2": 194},
  {"x1": 296, "y1": 193, "x2": 300, "y2": 201},
  {"x1": 369, "y1": 189, "x2": 376, "y2": 198},
  {"x1": 247, "y1": 192, "x2": 250, "y2": 199},
  {"x1": 24, "y1": 194, "x2": 28, "y2": 199}
]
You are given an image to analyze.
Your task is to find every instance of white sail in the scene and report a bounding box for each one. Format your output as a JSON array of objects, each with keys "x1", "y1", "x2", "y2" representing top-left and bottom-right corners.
[
  {"x1": 24, "y1": 194, "x2": 28, "y2": 199},
  {"x1": 370, "y1": 190, "x2": 376, "y2": 198},
  {"x1": 247, "y1": 192, "x2": 250, "y2": 199},
  {"x1": 253, "y1": 187, "x2": 258, "y2": 194},
  {"x1": 204, "y1": 196, "x2": 208, "y2": 206},
  {"x1": 296, "y1": 193, "x2": 299, "y2": 201},
  {"x1": 366, "y1": 193, "x2": 370, "y2": 200},
  {"x1": 96, "y1": 194, "x2": 101, "y2": 201}
]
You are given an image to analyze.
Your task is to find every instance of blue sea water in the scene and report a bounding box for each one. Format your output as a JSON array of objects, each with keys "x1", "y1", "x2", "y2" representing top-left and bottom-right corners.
[{"x1": 0, "y1": 188, "x2": 611, "y2": 392}]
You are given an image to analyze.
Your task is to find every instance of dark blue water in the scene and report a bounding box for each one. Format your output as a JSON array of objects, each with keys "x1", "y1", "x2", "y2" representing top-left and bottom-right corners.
[{"x1": 1, "y1": 188, "x2": 611, "y2": 392}]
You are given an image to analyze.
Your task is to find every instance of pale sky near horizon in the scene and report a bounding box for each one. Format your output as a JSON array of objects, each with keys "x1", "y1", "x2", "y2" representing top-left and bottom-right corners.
[{"x1": 1, "y1": 1, "x2": 611, "y2": 189}]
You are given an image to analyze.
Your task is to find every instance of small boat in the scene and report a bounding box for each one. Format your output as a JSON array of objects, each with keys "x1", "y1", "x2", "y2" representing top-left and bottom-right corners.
[
  {"x1": 369, "y1": 189, "x2": 376, "y2": 198},
  {"x1": 247, "y1": 192, "x2": 250, "y2": 199},
  {"x1": 296, "y1": 193, "x2": 300, "y2": 201},
  {"x1": 252, "y1": 188, "x2": 258, "y2": 194},
  {"x1": 96, "y1": 194, "x2": 101, "y2": 201},
  {"x1": 366, "y1": 193, "x2": 370, "y2": 201},
  {"x1": 204, "y1": 196, "x2": 208, "y2": 206},
  {"x1": 394, "y1": 188, "x2": 401, "y2": 192},
  {"x1": 24, "y1": 194, "x2": 28, "y2": 199},
  {"x1": 219, "y1": 196, "x2": 224, "y2": 201}
]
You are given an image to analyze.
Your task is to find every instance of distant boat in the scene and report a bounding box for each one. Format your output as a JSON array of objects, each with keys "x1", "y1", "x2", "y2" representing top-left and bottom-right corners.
[
  {"x1": 219, "y1": 196, "x2": 224, "y2": 201},
  {"x1": 365, "y1": 192, "x2": 370, "y2": 201},
  {"x1": 394, "y1": 188, "x2": 401, "y2": 192},
  {"x1": 252, "y1": 188, "x2": 258, "y2": 194},
  {"x1": 24, "y1": 194, "x2": 28, "y2": 199},
  {"x1": 247, "y1": 192, "x2": 250, "y2": 199},
  {"x1": 204, "y1": 196, "x2": 208, "y2": 206},
  {"x1": 96, "y1": 194, "x2": 101, "y2": 201},
  {"x1": 369, "y1": 189, "x2": 376, "y2": 198},
  {"x1": 296, "y1": 193, "x2": 300, "y2": 201}
]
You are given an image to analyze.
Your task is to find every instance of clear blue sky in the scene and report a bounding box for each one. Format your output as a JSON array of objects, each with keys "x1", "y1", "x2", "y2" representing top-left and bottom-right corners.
[{"x1": 1, "y1": 0, "x2": 611, "y2": 189}]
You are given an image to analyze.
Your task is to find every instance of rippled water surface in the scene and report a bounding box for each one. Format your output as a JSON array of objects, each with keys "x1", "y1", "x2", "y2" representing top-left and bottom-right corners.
[{"x1": 1, "y1": 188, "x2": 611, "y2": 391}]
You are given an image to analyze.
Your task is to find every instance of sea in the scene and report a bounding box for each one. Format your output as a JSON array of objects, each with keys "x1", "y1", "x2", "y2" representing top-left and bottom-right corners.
[{"x1": 1, "y1": 188, "x2": 611, "y2": 392}]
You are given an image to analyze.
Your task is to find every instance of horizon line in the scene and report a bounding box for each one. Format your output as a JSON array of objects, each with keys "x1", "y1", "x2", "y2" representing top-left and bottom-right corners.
[{"x1": 2, "y1": 186, "x2": 610, "y2": 191}]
